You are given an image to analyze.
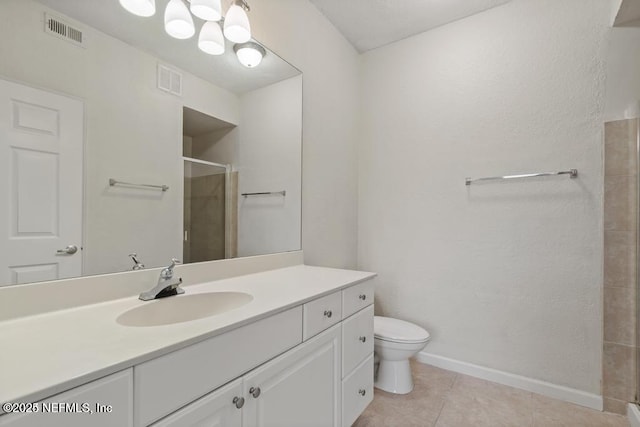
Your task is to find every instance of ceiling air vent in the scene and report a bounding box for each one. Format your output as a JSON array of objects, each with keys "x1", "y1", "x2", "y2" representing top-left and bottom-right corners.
[
  {"x1": 44, "y1": 13, "x2": 85, "y2": 48},
  {"x1": 157, "y1": 64, "x2": 183, "y2": 97}
]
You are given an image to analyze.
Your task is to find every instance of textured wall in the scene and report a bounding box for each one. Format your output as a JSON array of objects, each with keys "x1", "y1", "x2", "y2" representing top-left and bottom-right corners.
[
  {"x1": 358, "y1": 0, "x2": 616, "y2": 393},
  {"x1": 249, "y1": 0, "x2": 360, "y2": 269}
]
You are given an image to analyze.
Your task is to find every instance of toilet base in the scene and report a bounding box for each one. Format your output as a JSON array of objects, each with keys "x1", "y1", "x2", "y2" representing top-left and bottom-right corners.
[{"x1": 374, "y1": 359, "x2": 413, "y2": 394}]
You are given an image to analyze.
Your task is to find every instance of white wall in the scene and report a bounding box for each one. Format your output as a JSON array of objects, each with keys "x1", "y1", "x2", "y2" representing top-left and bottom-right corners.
[
  {"x1": 237, "y1": 76, "x2": 302, "y2": 257},
  {"x1": 605, "y1": 26, "x2": 640, "y2": 121},
  {"x1": 0, "y1": 0, "x2": 239, "y2": 276},
  {"x1": 249, "y1": 0, "x2": 361, "y2": 268},
  {"x1": 358, "y1": 0, "x2": 616, "y2": 394}
]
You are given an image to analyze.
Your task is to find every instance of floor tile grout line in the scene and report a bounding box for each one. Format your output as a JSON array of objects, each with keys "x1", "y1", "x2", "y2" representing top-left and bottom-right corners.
[{"x1": 433, "y1": 372, "x2": 460, "y2": 427}]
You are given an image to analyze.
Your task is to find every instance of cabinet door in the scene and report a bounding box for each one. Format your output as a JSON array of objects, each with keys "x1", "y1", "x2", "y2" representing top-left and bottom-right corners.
[
  {"x1": 242, "y1": 324, "x2": 341, "y2": 427},
  {"x1": 151, "y1": 378, "x2": 242, "y2": 427},
  {"x1": 342, "y1": 355, "x2": 374, "y2": 427},
  {"x1": 342, "y1": 305, "x2": 374, "y2": 377},
  {"x1": 0, "y1": 369, "x2": 133, "y2": 427},
  {"x1": 135, "y1": 306, "x2": 302, "y2": 426}
]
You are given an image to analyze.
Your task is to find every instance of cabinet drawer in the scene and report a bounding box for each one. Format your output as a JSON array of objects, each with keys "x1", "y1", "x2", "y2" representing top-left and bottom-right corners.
[
  {"x1": 0, "y1": 370, "x2": 133, "y2": 427},
  {"x1": 303, "y1": 291, "x2": 342, "y2": 341},
  {"x1": 342, "y1": 281, "x2": 374, "y2": 318},
  {"x1": 150, "y1": 378, "x2": 242, "y2": 427},
  {"x1": 134, "y1": 307, "x2": 302, "y2": 427},
  {"x1": 342, "y1": 305, "x2": 374, "y2": 377},
  {"x1": 342, "y1": 355, "x2": 374, "y2": 427}
]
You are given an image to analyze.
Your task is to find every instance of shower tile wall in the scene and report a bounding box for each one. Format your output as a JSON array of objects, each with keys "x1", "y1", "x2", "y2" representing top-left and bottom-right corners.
[
  {"x1": 603, "y1": 118, "x2": 639, "y2": 414},
  {"x1": 190, "y1": 174, "x2": 226, "y2": 262},
  {"x1": 184, "y1": 172, "x2": 238, "y2": 262}
]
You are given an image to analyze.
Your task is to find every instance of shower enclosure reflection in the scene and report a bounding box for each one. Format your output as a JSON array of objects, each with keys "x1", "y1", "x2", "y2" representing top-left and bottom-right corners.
[
  {"x1": 183, "y1": 160, "x2": 234, "y2": 263},
  {"x1": 0, "y1": 0, "x2": 302, "y2": 286},
  {"x1": 183, "y1": 107, "x2": 236, "y2": 263}
]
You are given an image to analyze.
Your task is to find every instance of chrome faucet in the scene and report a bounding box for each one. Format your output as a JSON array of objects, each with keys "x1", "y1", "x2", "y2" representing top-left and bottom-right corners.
[
  {"x1": 129, "y1": 253, "x2": 145, "y2": 270},
  {"x1": 139, "y1": 258, "x2": 184, "y2": 301}
]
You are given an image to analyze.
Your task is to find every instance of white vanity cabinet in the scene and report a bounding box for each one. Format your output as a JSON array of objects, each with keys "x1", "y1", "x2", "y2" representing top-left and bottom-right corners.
[
  {"x1": 242, "y1": 324, "x2": 342, "y2": 427},
  {"x1": 150, "y1": 324, "x2": 341, "y2": 427},
  {"x1": 340, "y1": 281, "x2": 375, "y2": 427},
  {"x1": 134, "y1": 307, "x2": 303, "y2": 426},
  {"x1": 0, "y1": 369, "x2": 134, "y2": 427},
  {"x1": 148, "y1": 281, "x2": 373, "y2": 427},
  {"x1": 0, "y1": 277, "x2": 376, "y2": 427},
  {"x1": 149, "y1": 379, "x2": 243, "y2": 427}
]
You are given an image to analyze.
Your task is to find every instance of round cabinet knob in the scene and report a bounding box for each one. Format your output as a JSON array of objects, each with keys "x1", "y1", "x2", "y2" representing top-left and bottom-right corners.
[
  {"x1": 358, "y1": 389, "x2": 366, "y2": 396},
  {"x1": 233, "y1": 396, "x2": 245, "y2": 409},
  {"x1": 324, "y1": 310, "x2": 332, "y2": 318},
  {"x1": 359, "y1": 294, "x2": 367, "y2": 301},
  {"x1": 249, "y1": 387, "x2": 261, "y2": 398},
  {"x1": 359, "y1": 336, "x2": 367, "y2": 343}
]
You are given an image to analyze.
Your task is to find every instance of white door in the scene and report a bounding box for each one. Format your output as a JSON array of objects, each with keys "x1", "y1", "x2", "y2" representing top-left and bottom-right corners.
[
  {"x1": 243, "y1": 325, "x2": 341, "y2": 427},
  {"x1": 0, "y1": 78, "x2": 83, "y2": 286}
]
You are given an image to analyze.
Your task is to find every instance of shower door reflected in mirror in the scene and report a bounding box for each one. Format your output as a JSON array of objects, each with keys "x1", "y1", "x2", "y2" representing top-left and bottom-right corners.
[
  {"x1": 183, "y1": 159, "x2": 235, "y2": 263},
  {"x1": 0, "y1": 0, "x2": 302, "y2": 286}
]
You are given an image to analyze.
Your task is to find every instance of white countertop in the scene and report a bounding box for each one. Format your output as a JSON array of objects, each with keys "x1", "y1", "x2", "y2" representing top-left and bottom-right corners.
[{"x1": 0, "y1": 265, "x2": 375, "y2": 406}]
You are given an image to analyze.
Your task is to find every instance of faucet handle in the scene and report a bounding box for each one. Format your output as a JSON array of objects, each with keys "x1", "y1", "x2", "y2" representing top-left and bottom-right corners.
[
  {"x1": 129, "y1": 253, "x2": 145, "y2": 270},
  {"x1": 160, "y1": 258, "x2": 181, "y2": 279}
]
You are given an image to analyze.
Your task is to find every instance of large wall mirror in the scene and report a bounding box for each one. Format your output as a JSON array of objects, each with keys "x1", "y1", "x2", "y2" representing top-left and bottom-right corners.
[{"x1": 0, "y1": 0, "x2": 302, "y2": 287}]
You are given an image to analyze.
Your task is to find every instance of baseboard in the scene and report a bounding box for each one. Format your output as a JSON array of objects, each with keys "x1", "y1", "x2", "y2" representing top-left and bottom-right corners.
[
  {"x1": 416, "y1": 351, "x2": 603, "y2": 411},
  {"x1": 629, "y1": 403, "x2": 640, "y2": 427}
]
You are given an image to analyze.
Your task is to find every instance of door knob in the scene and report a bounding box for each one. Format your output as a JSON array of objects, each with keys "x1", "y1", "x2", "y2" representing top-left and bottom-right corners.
[
  {"x1": 249, "y1": 387, "x2": 261, "y2": 398},
  {"x1": 359, "y1": 336, "x2": 367, "y2": 343},
  {"x1": 56, "y1": 245, "x2": 78, "y2": 255},
  {"x1": 324, "y1": 310, "x2": 332, "y2": 318}
]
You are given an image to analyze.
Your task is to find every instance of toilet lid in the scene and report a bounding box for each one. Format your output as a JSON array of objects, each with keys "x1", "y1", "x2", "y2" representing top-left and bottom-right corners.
[{"x1": 374, "y1": 316, "x2": 430, "y2": 343}]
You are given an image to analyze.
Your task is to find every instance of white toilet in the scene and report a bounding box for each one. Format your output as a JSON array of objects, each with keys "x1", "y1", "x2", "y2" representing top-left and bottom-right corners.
[{"x1": 374, "y1": 316, "x2": 430, "y2": 394}]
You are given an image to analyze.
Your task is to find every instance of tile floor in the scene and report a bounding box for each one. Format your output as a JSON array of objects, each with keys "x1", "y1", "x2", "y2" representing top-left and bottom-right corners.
[{"x1": 354, "y1": 361, "x2": 630, "y2": 427}]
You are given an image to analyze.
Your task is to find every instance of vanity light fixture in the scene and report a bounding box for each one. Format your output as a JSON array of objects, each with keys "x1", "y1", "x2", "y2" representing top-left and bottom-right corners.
[
  {"x1": 199, "y1": 21, "x2": 225, "y2": 55},
  {"x1": 119, "y1": 0, "x2": 156, "y2": 17},
  {"x1": 234, "y1": 42, "x2": 265, "y2": 68},
  {"x1": 121, "y1": 0, "x2": 257, "y2": 64},
  {"x1": 223, "y1": 0, "x2": 251, "y2": 43},
  {"x1": 189, "y1": 0, "x2": 222, "y2": 21},
  {"x1": 164, "y1": 0, "x2": 195, "y2": 39}
]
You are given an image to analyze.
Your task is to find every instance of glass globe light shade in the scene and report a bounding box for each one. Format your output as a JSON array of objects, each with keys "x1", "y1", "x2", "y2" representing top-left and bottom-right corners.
[
  {"x1": 164, "y1": 0, "x2": 195, "y2": 39},
  {"x1": 234, "y1": 42, "x2": 265, "y2": 68},
  {"x1": 119, "y1": 0, "x2": 156, "y2": 17},
  {"x1": 223, "y1": 3, "x2": 251, "y2": 43},
  {"x1": 199, "y1": 21, "x2": 225, "y2": 55},
  {"x1": 190, "y1": 0, "x2": 222, "y2": 21}
]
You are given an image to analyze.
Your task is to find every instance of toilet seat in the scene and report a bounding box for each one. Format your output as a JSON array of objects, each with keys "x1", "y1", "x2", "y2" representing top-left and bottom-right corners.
[{"x1": 374, "y1": 316, "x2": 430, "y2": 344}]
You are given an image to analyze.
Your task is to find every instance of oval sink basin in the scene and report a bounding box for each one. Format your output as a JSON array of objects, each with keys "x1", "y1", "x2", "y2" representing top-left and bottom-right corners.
[{"x1": 116, "y1": 292, "x2": 253, "y2": 327}]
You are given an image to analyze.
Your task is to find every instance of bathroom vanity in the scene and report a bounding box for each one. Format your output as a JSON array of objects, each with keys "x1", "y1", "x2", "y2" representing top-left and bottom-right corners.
[{"x1": 0, "y1": 260, "x2": 375, "y2": 427}]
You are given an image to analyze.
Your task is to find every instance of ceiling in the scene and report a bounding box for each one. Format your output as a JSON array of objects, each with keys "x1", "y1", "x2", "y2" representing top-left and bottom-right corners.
[
  {"x1": 308, "y1": 0, "x2": 512, "y2": 53},
  {"x1": 34, "y1": 0, "x2": 300, "y2": 94},
  {"x1": 615, "y1": 0, "x2": 640, "y2": 27}
]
